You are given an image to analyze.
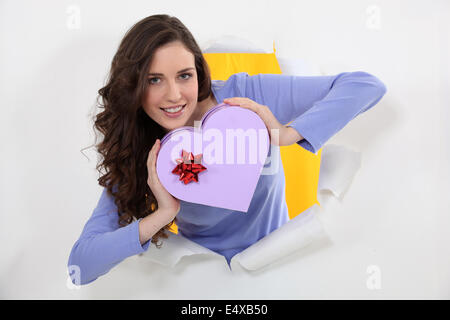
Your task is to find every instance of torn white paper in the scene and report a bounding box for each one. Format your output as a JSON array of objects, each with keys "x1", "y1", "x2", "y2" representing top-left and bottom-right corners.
[
  {"x1": 317, "y1": 144, "x2": 362, "y2": 200},
  {"x1": 139, "y1": 229, "x2": 225, "y2": 268},
  {"x1": 230, "y1": 204, "x2": 327, "y2": 271}
]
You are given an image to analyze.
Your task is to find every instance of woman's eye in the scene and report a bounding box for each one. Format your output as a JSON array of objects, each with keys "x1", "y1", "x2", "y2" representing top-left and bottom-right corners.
[
  {"x1": 147, "y1": 77, "x2": 160, "y2": 85},
  {"x1": 147, "y1": 73, "x2": 192, "y2": 85},
  {"x1": 180, "y1": 73, "x2": 192, "y2": 80}
]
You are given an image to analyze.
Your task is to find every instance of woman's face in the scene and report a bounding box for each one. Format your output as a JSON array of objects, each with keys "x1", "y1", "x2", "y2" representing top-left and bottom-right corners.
[{"x1": 141, "y1": 41, "x2": 199, "y2": 132}]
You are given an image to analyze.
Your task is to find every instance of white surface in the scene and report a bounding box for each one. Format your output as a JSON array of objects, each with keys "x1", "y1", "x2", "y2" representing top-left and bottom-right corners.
[{"x1": 1, "y1": 0, "x2": 449, "y2": 299}]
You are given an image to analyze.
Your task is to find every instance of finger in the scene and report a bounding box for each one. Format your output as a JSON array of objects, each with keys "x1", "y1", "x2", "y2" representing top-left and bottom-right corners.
[
  {"x1": 225, "y1": 98, "x2": 252, "y2": 110},
  {"x1": 230, "y1": 98, "x2": 264, "y2": 112},
  {"x1": 152, "y1": 141, "x2": 161, "y2": 176},
  {"x1": 150, "y1": 140, "x2": 160, "y2": 174},
  {"x1": 223, "y1": 97, "x2": 243, "y2": 106},
  {"x1": 149, "y1": 139, "x2": 160, "y2": 156},
  {"x1": 154, "y1": 139, "x2": 161, "y2": 156},
  {"x1": 147, "y1": 140, "x2": 160, "y2": 180},
  {"x1": 225, "y1": 97, "x2": 253, "y2": 104},
  {"x1": 237, "y1": 102, "x2": 260, "y2": 115},
  {"x1": 147, "y1": 141, "x2": 157, "y2": 165},
  {"x1": 224, "y1": 97, "x2": 246, "y2": 104}
]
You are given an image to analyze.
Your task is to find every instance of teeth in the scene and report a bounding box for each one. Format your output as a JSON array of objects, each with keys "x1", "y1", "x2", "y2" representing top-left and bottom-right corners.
[{"x1": 162, "y1": 105, "x2": 184, "y2": 113}]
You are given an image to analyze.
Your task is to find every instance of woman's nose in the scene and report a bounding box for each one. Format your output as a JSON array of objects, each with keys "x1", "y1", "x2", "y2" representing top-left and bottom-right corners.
[{"x1": 166, "y1": 80, "x2": 182, "y2": 102}]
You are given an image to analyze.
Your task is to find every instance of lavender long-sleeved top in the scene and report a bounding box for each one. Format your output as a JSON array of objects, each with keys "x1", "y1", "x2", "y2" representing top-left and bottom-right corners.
[{"x1": 68, "y1": 71, "x2": 387, "y2": 285}]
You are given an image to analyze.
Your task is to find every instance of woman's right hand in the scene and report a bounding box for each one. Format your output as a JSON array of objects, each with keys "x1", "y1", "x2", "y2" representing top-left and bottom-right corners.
[{"x1": 146, "y1": 139, "x2": 180, "y2": 224}]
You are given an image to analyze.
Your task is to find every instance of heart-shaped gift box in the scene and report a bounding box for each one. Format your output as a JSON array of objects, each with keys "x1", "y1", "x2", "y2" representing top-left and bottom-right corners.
[{"x1": 156, "y1": 103, "x2": 270, "y2": 212}]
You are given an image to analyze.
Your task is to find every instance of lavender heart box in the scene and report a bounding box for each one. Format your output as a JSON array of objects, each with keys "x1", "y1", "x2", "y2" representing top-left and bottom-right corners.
[{"x1": 155, "y1": 103, "x2": 270, "y2": 212}]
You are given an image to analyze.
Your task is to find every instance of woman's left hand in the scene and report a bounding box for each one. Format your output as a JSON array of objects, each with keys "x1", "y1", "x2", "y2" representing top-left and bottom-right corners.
[{"x1": 223, "y1": 97, "x2": 303, "y2": 146}]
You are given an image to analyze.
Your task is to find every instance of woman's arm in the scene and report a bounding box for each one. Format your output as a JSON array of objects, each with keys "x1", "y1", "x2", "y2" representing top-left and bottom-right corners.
[
  {"x1": 283, "y1": 126, "x2": 304, "y2": 145},
  {"x1": 139, "y1": 209, "x2": 170, "y2": 245},
  {"x1": 229, "y1": 71, "x2": 387, "y2": 154},
  {"x1": 67, "y1": 187, "x2": 167, "y2": 285}
]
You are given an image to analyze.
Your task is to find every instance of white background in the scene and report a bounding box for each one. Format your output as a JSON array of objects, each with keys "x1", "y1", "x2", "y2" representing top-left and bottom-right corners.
[{"x1": 1, "y1": 0, "x2": 449, "y2": 299}]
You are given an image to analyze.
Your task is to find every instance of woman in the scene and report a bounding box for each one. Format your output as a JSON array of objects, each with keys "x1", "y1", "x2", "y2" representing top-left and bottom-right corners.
[{"x1": 68, "y1": 14, "x2": 387, "y2": 285}]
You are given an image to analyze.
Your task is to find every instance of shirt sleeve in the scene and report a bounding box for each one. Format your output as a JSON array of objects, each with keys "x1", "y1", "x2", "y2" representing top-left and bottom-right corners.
[
  {"x1": 67, "y1": 187, "x2": 151, "y2": 285},
  {"x1": 228, "y1": 71, "x2": 387, "y2": 154}
]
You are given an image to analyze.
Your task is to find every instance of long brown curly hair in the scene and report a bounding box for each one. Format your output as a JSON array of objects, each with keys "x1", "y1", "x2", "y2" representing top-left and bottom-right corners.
[{"x1": 89, "y1": 14, "x2": 212, "y2": 247}]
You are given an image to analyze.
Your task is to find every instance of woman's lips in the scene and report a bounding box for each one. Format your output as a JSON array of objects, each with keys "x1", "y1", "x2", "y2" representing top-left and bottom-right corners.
[{"x1": 160, "y1": 104, "x2": 186, "y2": 118}]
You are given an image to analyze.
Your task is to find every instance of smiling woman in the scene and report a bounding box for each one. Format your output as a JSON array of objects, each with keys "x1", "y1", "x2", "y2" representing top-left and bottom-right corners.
[
  {"x1": 68, "y1": 14, "x2": 387, "y2": 285},
  {"x1": 142, "y1": 43, "x2": 218, "y2": 132},
  {"x1": 143, "y1": 57, "x2": 198, "y2": 127}
]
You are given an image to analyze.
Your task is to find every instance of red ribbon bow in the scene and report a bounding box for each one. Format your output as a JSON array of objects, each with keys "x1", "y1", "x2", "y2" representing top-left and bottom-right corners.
[{"x1": 172, "y1": 149, "x2": 207, "y2": 184}]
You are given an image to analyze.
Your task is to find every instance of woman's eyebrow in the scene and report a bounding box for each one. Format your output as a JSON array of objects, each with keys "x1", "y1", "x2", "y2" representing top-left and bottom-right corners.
[{"x1": 147, "y1": 67, "x2": 195, "y2": 76}]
